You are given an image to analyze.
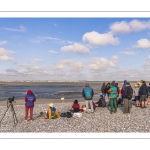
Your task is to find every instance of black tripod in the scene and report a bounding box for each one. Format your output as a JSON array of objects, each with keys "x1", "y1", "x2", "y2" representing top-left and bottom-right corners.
[{"x1": 0, "y1": 100, "x2": 18, "y2": 126}]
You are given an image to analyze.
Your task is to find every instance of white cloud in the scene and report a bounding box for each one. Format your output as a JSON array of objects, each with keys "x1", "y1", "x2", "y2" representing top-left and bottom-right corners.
[
  {"x1": 82, "y1": 31, "x2": 119, "y2": 46},
  {"x1": 0, "y1": 48, "x2": 15, "y2": 61},
  {"x1": 110, "y1": 19, "x2": 150, "y2": 34},
  {"x1": 2, "y1": 25, "x2": 26, "y2": 32},
  {"x1": 49, "y1": 50, "x2": 58, "y2": 53},
  {"x1": 31, "y1": 36, "x2": 66, "y2": 44},
  {"x1": 0, "y1": 41, "x2": 8, "y2": 46},
  {"x1": 61, "y1": 43, "x2": 90, "y2": 54},
  {"x1": 30, "y1": 58, "x2": 42, "y2": 64},
  {"x1": 120, "y1": 51, "x2": 136, "y2": 55},
  {"x1": 134, "y1": 39, "x2": 150, "y2": 49},
  {"x1": 129, "y1": 20, "x2": 150, "y2": 31},
  {"x1": 52, "y1": 60, "x2": 84, "y2": 72},
  {"x1": 110, "y1": 21, "x2": 131, "y2": 34},
  {"x1": 0, "y1": 48, "x2": 15, "y2": 55},
  {"x1": 18, "y1": 63, "x2": 29, "y2": 67},
  {"x1": 111, "y1": 55, "x2": 119, "y2": 63},
  {"x1": 0, "y1": 55, "x2": 14, "y2": 61},
  {"x1": 88, "y1": 57, "x2": 117, "y2": 71},
  {"x1": 27, "y1": 66, "x2": 42, "y2": 70}
]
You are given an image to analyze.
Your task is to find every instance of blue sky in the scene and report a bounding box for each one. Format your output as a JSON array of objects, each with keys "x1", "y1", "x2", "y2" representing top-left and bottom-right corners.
[{"x1": 1, "y1": 18, "x2": 150, "y2": 81}]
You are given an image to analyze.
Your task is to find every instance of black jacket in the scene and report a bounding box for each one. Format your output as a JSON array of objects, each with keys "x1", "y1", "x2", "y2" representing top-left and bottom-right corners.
[
  {"x1": 124, "y1": 85, "x2": 133, "y2": 100},
  {"x1": 95, "y1": 98, "x2": 106, "y2": 107},
  {"x1": 101, "y1": 84, "x2": 106, "y2": 93},
  {"x1": 139, "y1": 83, "x2": 148, "y2": 95},
  {"x1": 104, "y1": 85, "x2": 110, "y2": 94}
]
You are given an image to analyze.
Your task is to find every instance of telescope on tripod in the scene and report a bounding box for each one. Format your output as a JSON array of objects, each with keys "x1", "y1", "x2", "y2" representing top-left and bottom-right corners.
[{"x1": 0, "y1": 96, "x2": 18, "y2": 126}]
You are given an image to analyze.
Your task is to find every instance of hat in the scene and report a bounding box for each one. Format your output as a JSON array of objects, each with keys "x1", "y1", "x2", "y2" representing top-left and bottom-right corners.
[{"x1": 49, "y1": 103, "x2": 54, "y2": 107}]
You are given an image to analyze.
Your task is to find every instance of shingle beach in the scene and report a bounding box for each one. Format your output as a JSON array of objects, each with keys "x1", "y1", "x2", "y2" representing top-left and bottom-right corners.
[{"x1": 0, "y1": 100, "x2": 150, "y2": 132}]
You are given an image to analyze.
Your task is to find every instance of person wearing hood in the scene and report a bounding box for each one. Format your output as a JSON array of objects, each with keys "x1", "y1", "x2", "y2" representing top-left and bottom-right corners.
[
  {"x1": 24, "y1": 90, "x2": 36, "y2": 121},
  {"x1": 121, "y1": 80, "x2": 128, "y2": 105},
  {"x1": 139, "y1": 81, "x2": 148, "y2": 108},
  {"x1": 109, "y1": 81, "x2": 118, "y2": 114},
  {"x1": 101, "y1": 82, "x2": 106, "y2": 99},
  {"x1": 82, "y1": 83, "x2": 94, "y2": 113},
  {"x1": 123, "y1": 82, "x2": 133, "y2": 114}
]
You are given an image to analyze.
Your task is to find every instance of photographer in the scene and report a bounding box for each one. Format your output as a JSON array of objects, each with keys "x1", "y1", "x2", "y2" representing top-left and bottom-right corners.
[{"x1": 24, "y1": 90, "x2": 36, "y2": 122}]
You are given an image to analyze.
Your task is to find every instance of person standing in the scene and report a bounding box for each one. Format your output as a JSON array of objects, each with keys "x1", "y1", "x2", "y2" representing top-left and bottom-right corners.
[
  {"x1": 101, "y1": 82, "x2": 106, "y2": 99},
  {"x1": 82, "y1": 83, "x2": 94, "y2": 113},
  {"x1": 147, "y1": 83, "x2": 150, "y2": 105},
  {"x1": 121, "y1": 80, "x2": 128, "y2": 106},
  {"x1": 105, "y1": 82, "x2": 111, "y2": 106},
  {"x1": 133, "y1": 84, "x2": 140, "y2": 107},
  {"x1": 109, "y1": 81, "x2": 118, "y2": 114},
  {"x1": 123, "y1": 82, "x2": 133, "y2": 114},
  {"x1": 139, "y1": 81, "x2": 148, "y2": 108},
  {"x1": 24, "y1": 90, "x2": 36, "y2": 121}
]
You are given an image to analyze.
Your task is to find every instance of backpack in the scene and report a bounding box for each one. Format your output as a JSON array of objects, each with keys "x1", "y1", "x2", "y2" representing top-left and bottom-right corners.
[
  {"x1": 66, "y1": 112, "x2": 72, "y2": 118},
  {"x1": 60, "y1": 112, "x2": 67, "y2": 117},
  {"x1": 84, "y1": 87, "x2": 92, "y2": 99},
  {"x1": 126, "y1": 87, "x2": 133, "y2": 99}
]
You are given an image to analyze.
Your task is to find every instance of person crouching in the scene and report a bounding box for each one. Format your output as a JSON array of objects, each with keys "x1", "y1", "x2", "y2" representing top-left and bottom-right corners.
[{"x1": 44, "y1": 103, "x2": 60, "y2": 119}]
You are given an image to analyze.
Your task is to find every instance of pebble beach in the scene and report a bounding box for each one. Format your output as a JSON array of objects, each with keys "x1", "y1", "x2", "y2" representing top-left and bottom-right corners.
[{"x1": 0, "y1": 99, "x2": 150, "y2": 133}]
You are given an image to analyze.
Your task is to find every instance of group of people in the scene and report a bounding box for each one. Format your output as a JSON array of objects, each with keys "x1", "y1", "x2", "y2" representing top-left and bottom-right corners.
[
  {"x1": 100, "y1": 80, "x2": 150, "y2": 114},
  {"x1": 24, "y1": 80, "x2": 150, "y2": 121}
]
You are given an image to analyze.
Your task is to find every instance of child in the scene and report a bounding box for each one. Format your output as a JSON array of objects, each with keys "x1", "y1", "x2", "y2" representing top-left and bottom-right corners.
[
  {"x1": 95, "y1": 95, "x2": 106, "y2": 107},
  {"x1": 44, "y1": 103, "x2": 60, "y2": 119},
  {"x1": 70, "y1": 100, "x2": 80, "y2": 113},
  {"x1": 133, "y1": 84, "x2": 140, "y2": 107}
]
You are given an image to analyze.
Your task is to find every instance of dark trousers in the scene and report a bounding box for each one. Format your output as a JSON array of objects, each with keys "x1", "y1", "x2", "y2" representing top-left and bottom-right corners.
[
  {"x1": 124, "y1": 98, "x2": 131, "y2": 113},
  {"x1": 25, "y1": 107, "x2": 33, "y2": 120}
]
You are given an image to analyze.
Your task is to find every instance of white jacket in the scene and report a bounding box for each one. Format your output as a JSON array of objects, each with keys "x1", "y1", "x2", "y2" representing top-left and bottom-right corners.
[{"x1": 133, "y1": 88, "x2": 139, "y2": 96}]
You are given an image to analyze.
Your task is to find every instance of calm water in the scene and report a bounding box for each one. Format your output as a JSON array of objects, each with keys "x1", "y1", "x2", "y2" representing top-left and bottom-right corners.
[{"x1": 0, "y1": 82, "x2": 102, "y2": 101}]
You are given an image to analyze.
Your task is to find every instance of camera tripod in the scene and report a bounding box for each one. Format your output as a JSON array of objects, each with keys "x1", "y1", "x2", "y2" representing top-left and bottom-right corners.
[{"x1": 0, "y1": 101, "x2": 18, "y2": 126}]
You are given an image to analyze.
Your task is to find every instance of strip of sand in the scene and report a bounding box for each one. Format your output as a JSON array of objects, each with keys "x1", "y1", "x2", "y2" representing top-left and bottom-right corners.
[{"x1": 0, "y1": 98, "x2": 87, "y2": 106}]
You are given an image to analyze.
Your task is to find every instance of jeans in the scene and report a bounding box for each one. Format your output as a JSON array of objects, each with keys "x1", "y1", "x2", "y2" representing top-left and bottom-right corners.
[{"x1": 102, "y1": 93, "x2": 106, "y2": 99}]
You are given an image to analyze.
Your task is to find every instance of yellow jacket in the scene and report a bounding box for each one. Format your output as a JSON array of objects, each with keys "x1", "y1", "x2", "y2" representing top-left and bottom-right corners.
[{"x1": 44, "y1": 107, "x2": 60, "y2": 119}]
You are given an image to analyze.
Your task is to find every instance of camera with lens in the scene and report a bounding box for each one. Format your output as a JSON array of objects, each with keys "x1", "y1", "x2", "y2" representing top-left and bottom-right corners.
[{"x1": 8, "y1": 96, "x2": 15, "y2": 103}]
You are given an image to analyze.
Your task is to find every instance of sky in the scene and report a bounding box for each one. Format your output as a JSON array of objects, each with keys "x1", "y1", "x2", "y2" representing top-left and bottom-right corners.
[{"x1": 1, "y1": 18, "x2": 150, "y2": 81}]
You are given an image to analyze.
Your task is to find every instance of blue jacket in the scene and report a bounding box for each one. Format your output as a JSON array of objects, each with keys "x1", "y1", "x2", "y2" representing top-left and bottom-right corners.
[
  {"x1": 82, "y1": 83, "x2": 94, "y2": 100},
  {"x1": 25, "y1": 94, "x2": 36, "y2": 107}
]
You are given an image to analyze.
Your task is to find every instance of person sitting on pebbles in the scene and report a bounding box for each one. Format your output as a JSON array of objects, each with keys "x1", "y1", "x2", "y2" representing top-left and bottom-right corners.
[
  {"x1": 43, "y1": 103, "x2": 60, "y2": 119},
  {"x1": 70, "y1": 100, "x2": 80, "y2": 113}
]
